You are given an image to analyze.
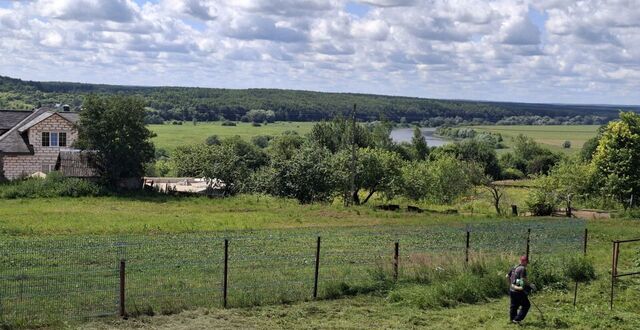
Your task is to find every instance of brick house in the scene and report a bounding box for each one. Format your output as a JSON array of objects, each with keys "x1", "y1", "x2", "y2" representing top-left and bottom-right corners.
[{"x1": 0, "y1": 108, "x2": 83, "y2": 180}]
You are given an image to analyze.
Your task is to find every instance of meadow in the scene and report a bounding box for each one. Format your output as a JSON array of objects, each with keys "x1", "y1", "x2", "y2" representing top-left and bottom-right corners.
[
  {"x1": 472, "y1": 125, "x2": 599, "y2": 153},
  {"x1": 1, "y1": 194, "x2": 639, "y2": 329},
  {"x1": 149, "y1": 122, "x2": 314, "y2": 152}
]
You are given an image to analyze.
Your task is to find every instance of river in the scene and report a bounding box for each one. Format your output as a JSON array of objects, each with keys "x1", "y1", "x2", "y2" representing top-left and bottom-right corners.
[{"x1": 389, "y1": 127, "x2": 449, "y2": 147}]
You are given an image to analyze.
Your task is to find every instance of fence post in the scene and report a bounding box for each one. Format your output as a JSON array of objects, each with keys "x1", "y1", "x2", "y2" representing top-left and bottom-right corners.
[
  {"x1": 525, "y1": 228, "x2": 531, "y2": 260},
  {"x1": 223, "y1": 239, "x2": 229, "y2": 308},
  {"x1": 313, "y1": 236, "x2": 321, "y2": 299},
  {"x1": 119, "y1": 259, "x2": 126, "y2": 318},
  {"x1": 583, "y1": 228, "x2": 588, "y2": 256},
  {"x1": 393, "y1": 241, "x2": 399, "y2": 282},
  {"x1": 465, "y1": 229, "x2": 470, "y2": 266},
  {"x1": 610, "y1": 241, "x2": 618, "y2": 310}
]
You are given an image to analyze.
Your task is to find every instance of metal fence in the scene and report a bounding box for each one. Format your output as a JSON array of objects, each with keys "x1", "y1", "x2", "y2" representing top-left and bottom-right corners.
[{"x1": 0, "y1": 219, "x2": 586, "y2": 325}]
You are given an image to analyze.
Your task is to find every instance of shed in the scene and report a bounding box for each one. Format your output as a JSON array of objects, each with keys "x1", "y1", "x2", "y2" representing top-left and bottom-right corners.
[{"x1": 55, "y1": 150, "x2": 99, "y2": 178}]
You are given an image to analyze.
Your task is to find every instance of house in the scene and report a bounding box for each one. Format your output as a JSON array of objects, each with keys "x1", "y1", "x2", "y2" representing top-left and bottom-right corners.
[{"x1": 0, "y1": 107, "x2": 82, "y2": 180}]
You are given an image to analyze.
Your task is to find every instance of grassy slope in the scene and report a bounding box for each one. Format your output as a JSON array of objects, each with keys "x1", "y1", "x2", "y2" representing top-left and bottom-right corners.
[
  {"x1": 472, "y1": 125, "x2": 599, "y2": 153},
  {"x1": 149, "y1": 122, "x2": 314, "y2": 152},
  {"x1": 0, "y1": 196, "x2": 638, "y2": 328}
]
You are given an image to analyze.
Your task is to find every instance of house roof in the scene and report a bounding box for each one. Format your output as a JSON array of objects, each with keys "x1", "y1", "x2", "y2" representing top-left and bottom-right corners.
[
  {"x1": 18, "y1": 111, "x2": 79, "y2": 133},
  {"x1": 0, "y1": 110, "x2": 32, "y2": 130},
  {"x1": 0, "y1": 108, "x2": 54, "y2": 154}
]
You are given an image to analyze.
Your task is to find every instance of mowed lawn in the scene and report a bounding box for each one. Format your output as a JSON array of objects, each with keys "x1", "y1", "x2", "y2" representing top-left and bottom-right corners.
[
  {"x1": 149, "y1": 122, "x2": 314, "y2": 152},
  {"x1": 472, "y1": 125, "x2": 599, "y2": 153}
]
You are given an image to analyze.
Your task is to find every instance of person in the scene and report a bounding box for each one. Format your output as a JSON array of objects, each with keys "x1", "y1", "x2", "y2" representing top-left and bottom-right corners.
[{"x1": 507, "y1": 255, "x2": 530, "y2": 324}]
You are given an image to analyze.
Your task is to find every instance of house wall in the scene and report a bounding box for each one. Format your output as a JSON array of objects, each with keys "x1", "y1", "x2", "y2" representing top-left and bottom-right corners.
[{"x1": 3, "y1": 114, "x2": 77, "y2": 180}]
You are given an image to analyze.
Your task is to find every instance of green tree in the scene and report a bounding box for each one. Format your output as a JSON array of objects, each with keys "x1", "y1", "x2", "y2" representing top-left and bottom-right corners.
[
  {"x1": 401, "y1": 161, "x2": 434, "y2": 201},
  {"x1": 546, "y1": 158, "x2": 594, "y2": 216},
  {"x1": 433, "y1": 139, "x2": 501, "y2": 179},
  {"x1": 411, "y1": 127, "x2": 429, "y2": 160},
  {"x1": 76, "y1": 95, "x2": 155, "y2": 186},
  {"x1": 592, "y1": 112, "x2": 640, "y2": 207},
  {"x1": 332, "y1": 148, "x2": 404, "y2": 204},
  {"x1": 263, "y1": 143, "x2": 335, "y2": 203}
]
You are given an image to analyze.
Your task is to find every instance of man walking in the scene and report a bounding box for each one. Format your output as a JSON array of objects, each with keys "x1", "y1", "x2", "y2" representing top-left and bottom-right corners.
[{"x1": 507, "y1": 256, "x2": 530, "y2": 324}]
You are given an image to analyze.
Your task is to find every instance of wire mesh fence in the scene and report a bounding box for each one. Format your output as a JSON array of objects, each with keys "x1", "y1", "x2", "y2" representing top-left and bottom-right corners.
[{"x1": 0, "y1": 219, "x2": 586, "y2": 326}]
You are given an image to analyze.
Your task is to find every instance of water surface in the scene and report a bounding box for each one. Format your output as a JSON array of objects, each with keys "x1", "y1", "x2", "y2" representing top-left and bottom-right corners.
[{"x1": 390, "y1": 127, "x2": 448, "y2": 147}]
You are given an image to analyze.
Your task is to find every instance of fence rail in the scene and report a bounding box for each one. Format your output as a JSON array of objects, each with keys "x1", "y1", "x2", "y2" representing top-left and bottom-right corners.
[{"x1": 0, "y1": 219, "x2": 586, "y2": 325}]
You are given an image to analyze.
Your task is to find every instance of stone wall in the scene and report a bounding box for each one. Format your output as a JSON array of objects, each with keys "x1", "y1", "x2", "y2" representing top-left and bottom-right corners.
[{"x1": 3, "y1": 114, "x2": 77, "y2": 180}]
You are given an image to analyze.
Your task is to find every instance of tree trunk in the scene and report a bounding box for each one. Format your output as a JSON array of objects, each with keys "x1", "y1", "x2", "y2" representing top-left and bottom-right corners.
[{"x1": 362, "y1": 189, "x2": 376, "y2": 204}]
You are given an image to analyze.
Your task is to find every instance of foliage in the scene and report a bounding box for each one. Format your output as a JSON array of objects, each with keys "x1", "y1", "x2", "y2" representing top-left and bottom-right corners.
[
  {"x1": 581, "y1": 136, "x2": 599, "y2": 162},
  {"x1": 592, "y1": 112, "x2": 640, "y2": 208},
  {"x1": 242, "y1": 109, "x2": 276, "y2": 123},
  {"x1": 259, "y1": 143, "x2": 335, "y2": 203},
  {"x1": 526, "y1": 180, "x2": 558, "y2": 216},
  {"x1": 545, "y1": 158, "x2": 594, "y2": 214},
  {"x1": 332, "y1": 147, "x2": 404, "y2": 204},
  {"x1": 0, "y1": 75, "x2": 626, "y2": 124},
  {"x1": 501, "y1": 168, "x2": 525, "y2": 180},
  {"x1": 563, "y1": 140, "x2": 571, "y2": 148},
  {"x1": 400, "y1": 156, "x2": 478, "y2": 204},
  {"x1": 251, "y1": 135, "x2": 272, "y2": 148},
  {"x1": 563, "y1": 257, "x2": 596, "y2": 283},
  {"x1": 411, "y1": 127, "x2": 429, "y2": 160},
  {"x1": 434, "y1": 139, "x2": 501, "y2": 179},
  {"x1": 205, "y1": 135, "x2": 221, "y2": 146},
  {"x1": 0, "y1": 172, "x2": 103, "y2": 198},
  {"x1": 221, "y1": 120, "x2": 236, "y2": 126},
  {"x1": 76, "y1": 95, "x2": 156, "y2": 186}
]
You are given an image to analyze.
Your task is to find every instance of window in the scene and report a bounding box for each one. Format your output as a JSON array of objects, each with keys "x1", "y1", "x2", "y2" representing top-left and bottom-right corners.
[
  {"x1": 50, "y1": 132, "x2": 58, "y2": 147},
  {"x1": 42, "y1": 132, "x2": 49, "y2": 147},
  {"x1": 59, "y1": 132, "x2": 67, "y2": 147}
]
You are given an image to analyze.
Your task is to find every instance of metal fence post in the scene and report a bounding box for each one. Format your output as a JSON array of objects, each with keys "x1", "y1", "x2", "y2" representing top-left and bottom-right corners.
[
  {"x1": 393, "y1": 241, "x2": 399, "y2": 282},
  {"x1": 583, "y1": 228, "x2": 588, "y2": 256},
  {"x1": 119, "y1": 259, "x2": 126, "y2": 318},
  {"x1": 223, "y1": 239, "x2": 229, "y2": 308},
  {"x1": 313, "y1": 236, "x2": 321, "y2": 299},
  {"x1": 465, "y1": 229, "x2": 470, "y2": 266},
  {"x1": 525, "y1": 228, "x2": 531, "y2": 260},
  {"x1": 610, "y1": 241, "x2": 618, "y2": 310}
]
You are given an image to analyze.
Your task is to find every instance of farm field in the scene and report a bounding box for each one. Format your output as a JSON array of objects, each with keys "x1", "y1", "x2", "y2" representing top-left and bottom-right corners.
[
  {"x1": 0, "y1": 195, "x2": 639, "y2": 329},
  {"x1": 471, "y1": 125, "x2": 599, "y2": 153},
  {"x1": 149, "y1": 122, "x2": 314, "y2": 152}
]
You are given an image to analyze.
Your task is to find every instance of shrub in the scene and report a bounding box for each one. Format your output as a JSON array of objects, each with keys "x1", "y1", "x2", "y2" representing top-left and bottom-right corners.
[
  {"x1": 563, "y1": 257, "x2": 596, "y2": 283},
  {"x1": 527, "y1": 258, "x2": 567, "y2": 291},
  {"x1": 205, "y1": 135, "x2": 221, "y2": 146},
  {"x1": 526, "y1": 187, "x2": 557, "y2": 216},
  {"x1": 0, "y1": 173, "x2": 103, "y2": 199},
  {"x1": 501, "y1": 168, "x2": 525, "y2": 180},
  {"x1": 252, "y1": 122, "x2": 262, "y2": 127},
  {"x1": 221, "y1": 121, "x2": 236, "y2": 126},
  {"x1": 563, "y1": 140, "x2": 572, "y2": 149}
]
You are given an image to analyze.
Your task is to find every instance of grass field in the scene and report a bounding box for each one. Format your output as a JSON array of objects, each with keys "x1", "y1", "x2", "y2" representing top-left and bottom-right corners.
[
  {"x1": 472, "y1": 125, "x2": 599, "y2": 153},
  {"x1": 149, "y1": 122, "x2": 314, "y2": 152},
  {"x1": 0, "y1": 194, "x2": 639, "y2": 329}
]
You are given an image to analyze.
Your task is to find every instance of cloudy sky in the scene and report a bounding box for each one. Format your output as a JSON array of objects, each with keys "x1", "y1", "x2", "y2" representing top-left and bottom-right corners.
[{"x1": 0, "y1": 0, "x2": 638, "y2": 104}]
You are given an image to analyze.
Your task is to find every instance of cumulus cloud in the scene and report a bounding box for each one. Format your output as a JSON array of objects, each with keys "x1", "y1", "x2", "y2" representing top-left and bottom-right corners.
[
  {"x1": 38, "y1": 0, "x2": 139, "y2": 23},
  {"x1": 0, "y1": 0, "x2": 637, "y2": 104}
]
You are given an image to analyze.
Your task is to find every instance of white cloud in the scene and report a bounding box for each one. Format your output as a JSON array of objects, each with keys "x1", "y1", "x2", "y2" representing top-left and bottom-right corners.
[{"x1": 0, "y1": 0, "x2": 637, "y2": 104}]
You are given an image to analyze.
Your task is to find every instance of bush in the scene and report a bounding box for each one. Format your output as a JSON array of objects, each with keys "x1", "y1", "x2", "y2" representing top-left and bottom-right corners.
[
  {"x1": 221, "y1": 121, "x2": 236, "y2": 126},
  {"x1": 205, "y1": 135, "x2": 221, "y2": 146},
  {"x1": 252, "y1": 122, "x2": 262, "y2": 127},
  {"x1": 563, "y1": 257, "x2": 596, "y2": 283},
  {"x1": 526, "y1": 188, "x2": 557, "y2": 216},
  {"x1": 527, "y1": 258, "x2": 567, "y2": 291},
  {"x1": 501, "y1": 168, "x2": 525, "y2": 180},
  {"x1": 0, "y1": 172, "x2": 103, "y2": 199},
  {"x1": 563, "y1": 140, "x2": 571, "y2": 149}
]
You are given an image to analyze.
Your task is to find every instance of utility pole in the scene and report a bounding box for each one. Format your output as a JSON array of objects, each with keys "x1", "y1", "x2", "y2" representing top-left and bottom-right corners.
[{"x1": 349, "y1": 103, "x2": 357, "y2": 206}]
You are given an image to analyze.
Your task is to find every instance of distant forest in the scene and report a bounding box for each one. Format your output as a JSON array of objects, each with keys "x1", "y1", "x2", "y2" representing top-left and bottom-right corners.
[{"x1": 1, "y1": 75, "x2": 636, "y2": 125}]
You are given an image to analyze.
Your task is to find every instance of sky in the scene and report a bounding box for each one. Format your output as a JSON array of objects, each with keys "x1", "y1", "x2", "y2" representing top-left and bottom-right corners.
[{"x1": 0, "y1": 0, "x2": 638, "y2": 105}]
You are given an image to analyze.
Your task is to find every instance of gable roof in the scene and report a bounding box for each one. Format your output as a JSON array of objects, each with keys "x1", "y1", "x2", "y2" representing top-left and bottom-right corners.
[
  {"x1": 18, "y1": 111, "x2": 79, "y2": 133},
  {"x1": 0, "y1": 108, "x2": 49, "y2": 154},
  {"x1": 0, "y1": 110, "x2": 32, "y2": 130}
]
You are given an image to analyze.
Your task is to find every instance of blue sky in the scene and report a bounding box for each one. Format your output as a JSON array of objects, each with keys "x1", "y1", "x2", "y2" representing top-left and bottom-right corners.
[{"x1": 0, "y1": 0, "x2": 638, "y2": 105}]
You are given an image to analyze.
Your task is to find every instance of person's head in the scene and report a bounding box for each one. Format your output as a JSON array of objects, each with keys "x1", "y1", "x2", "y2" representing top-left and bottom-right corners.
[{"x1": 519, "y1": 255, "x2": 529, "y2": 266}]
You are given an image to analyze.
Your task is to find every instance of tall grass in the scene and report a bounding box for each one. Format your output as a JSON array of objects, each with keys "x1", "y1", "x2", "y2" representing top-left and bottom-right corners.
[{"x1": 0, "y1": 172, "x2": 104, "y2": 199}]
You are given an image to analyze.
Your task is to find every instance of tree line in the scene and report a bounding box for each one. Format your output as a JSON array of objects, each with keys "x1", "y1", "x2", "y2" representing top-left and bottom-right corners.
[{"x1": 0, "y1": 75, "x2": 632, "y2": 124}]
